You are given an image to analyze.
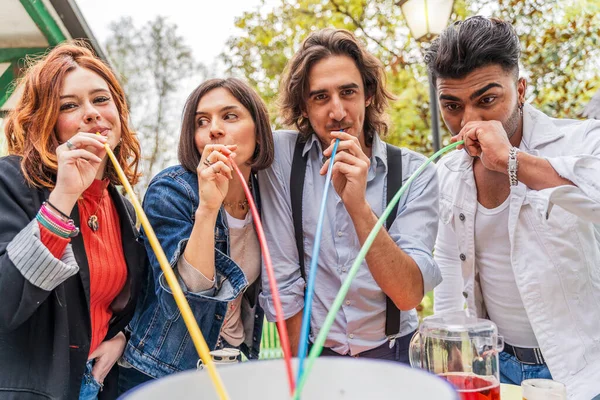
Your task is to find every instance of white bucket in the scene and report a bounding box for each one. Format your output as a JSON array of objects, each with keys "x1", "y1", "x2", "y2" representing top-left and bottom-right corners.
[{"x1": 120, "y1": 358, "x2": 459, "y2": 399}]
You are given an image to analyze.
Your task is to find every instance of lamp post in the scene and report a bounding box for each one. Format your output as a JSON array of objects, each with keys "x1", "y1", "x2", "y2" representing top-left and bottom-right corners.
[{"x1": 398, "y1": 0, "x2": 454, "y2": 153}]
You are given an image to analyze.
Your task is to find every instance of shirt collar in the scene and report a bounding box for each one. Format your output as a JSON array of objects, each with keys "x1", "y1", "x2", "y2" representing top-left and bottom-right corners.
[{"x1": 521, "y1": 103, "x2": 565, "y2": 150}]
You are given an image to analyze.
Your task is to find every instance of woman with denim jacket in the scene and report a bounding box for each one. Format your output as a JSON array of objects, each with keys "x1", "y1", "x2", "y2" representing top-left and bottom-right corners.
[{"x1": 118, "y1": 78, "x2": 275, "y2": 393}]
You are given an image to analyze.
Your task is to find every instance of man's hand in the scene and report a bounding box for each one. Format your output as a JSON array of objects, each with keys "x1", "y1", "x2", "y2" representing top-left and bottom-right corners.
[
  {"x1": 320, "y1": 130, "x2": 370, "y2": 214},
  {"x1": 451, "y1": 120, "x2": 512, "y2": 173}
]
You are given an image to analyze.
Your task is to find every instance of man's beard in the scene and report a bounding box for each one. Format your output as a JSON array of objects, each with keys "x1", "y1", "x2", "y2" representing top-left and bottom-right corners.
[{"x1": 503, "y1": 101, "x2": 521, "y2": 140}]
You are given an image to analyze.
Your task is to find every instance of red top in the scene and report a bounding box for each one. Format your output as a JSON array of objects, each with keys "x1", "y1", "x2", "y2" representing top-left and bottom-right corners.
[{"x1": 40, "y1": 179, "x2": 128, "y2": 356}]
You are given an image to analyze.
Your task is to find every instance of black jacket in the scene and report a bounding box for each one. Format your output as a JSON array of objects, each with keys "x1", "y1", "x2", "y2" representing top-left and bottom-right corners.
[{"x1": 0, "y1": 156, "x2": 147, "y2": 400}]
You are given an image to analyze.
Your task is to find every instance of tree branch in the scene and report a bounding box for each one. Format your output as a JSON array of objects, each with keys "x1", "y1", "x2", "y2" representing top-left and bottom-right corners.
[{"x1": 329, "y1": 0, "x2": 407, "y2": 66}]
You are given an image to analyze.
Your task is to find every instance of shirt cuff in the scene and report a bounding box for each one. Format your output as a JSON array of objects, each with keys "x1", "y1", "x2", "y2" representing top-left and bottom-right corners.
[
  {"x1": 258, "y1": 277, "x2": 305, "y2": 322},
  {"x1": 7, "y1": 220, "x2": 79, "y2": 291},
  {"x1": 177, "y1": 253, "x2": 216, "y2": 292},
  {"x1": 410, "y1": 252, "x2": 442, "y2": 294}
]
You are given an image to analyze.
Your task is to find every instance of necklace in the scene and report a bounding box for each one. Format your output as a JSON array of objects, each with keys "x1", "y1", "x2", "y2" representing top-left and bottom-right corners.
[
  {"x1": 222, "y1": 198, "x2": 249, "y2": 211},
  {"x1": 78, "y1": 193, "x2": 105, "y2": 232}
]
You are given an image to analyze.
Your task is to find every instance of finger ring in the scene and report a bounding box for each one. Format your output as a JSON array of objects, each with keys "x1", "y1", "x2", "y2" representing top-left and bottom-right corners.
[
  {"x1": 66, "y1": 140, "x2": 75, "y2": 150},
  {"x1": 203, "y1": 159, "x2": 212, "y2": 167}
]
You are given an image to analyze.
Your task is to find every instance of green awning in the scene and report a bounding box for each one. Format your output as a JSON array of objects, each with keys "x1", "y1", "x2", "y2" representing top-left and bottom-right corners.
[{"x1": 0, "y1": 0, "x2": 107, "y2": 112}]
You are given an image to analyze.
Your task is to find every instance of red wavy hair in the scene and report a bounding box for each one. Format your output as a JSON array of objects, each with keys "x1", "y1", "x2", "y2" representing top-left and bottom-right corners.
[{"x1": 4, "y1": 40, "x2": 141, "y2": 189}]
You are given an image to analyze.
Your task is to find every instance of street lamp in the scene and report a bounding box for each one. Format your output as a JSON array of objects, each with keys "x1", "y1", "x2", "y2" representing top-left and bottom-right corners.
[{"x1": 398, "y1": 0, "x2": 454, "y2": 152}]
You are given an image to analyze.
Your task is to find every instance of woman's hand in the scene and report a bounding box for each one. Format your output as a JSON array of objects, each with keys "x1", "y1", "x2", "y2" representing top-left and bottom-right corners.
[
  {"x1": 197, "y1": 144, "x2": 237, "y2": 212},
  {"x1": 49, "y1": 133, "x2": 108, "y2": 215},
  {"x1": 89, "y1": 331, "x2": 127, "y2": 384}
]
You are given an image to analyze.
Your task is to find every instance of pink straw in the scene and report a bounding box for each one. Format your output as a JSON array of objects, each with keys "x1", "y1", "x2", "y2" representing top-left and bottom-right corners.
[{"x1": 229, "y1": 157, "x2": 296, "y2": 394}]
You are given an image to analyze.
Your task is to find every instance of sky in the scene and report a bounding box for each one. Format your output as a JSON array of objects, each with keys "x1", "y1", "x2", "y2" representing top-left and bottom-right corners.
[
  {"x1": 76, "y1": 0, "x2": 280, "y2": 73},
  {"x1": 76, "y1": 0, "x2": 284, "y2": 172}
]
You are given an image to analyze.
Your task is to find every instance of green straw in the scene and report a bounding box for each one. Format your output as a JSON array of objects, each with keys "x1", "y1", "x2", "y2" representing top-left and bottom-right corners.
[{"x1": 292, "y1": 140, "x2": 464, "y2": 399}]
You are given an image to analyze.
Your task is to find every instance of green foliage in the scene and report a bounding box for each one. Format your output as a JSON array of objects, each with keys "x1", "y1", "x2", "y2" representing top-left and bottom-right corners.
[
  {"x1": 486, "y1": 0, "x2": 600, "y2": 117},
  {"x1": 418, "y1": 291, "x2": 435, "y2": 322},
  {"x1": 223, "y1": 0, "x2": 600, "y2": 156}
]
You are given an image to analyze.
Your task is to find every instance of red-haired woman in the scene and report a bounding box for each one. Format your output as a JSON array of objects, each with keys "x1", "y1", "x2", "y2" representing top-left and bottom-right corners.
[{"x1": 0, "y1": 42, "x2": 147, "y2": 400}]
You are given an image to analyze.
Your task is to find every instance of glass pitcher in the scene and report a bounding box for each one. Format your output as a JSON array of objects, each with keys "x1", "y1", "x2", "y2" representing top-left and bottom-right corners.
[{"x1": 409, "y1": 311, "x2": 504, "y2": 400}]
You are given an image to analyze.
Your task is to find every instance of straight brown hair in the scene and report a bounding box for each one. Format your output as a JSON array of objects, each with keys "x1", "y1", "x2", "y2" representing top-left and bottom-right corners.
[{"x1": 178, "y1": 78, "x2": 274, "y2": 172}]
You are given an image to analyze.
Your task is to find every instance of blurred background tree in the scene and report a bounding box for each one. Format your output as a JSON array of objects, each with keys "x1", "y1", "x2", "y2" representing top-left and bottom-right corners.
[
  {"x1": 222, "y1": 0, "x2": 600, "y2": 156},
  {"x1": 105, "y1": 16, "x2": 207, "y2": 193}
]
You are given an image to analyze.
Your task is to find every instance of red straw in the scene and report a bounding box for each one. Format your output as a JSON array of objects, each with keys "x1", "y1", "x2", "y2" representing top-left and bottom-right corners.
[{"x1": 229, "y1": 158, "x2": 296, "y2": 394}]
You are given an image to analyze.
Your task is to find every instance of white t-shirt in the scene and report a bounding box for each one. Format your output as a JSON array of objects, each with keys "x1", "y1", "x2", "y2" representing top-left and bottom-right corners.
[
  {"x1": 177, "y1": 210, "x2": 260, "y2": 347},
  {"x1": 475, "y1": 197, "x2": 538, "y2": 348}
]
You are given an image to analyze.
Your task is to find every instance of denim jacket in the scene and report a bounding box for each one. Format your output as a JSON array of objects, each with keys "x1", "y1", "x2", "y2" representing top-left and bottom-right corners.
[{"x1": 122, "y1": 165, "x2": 263, "y2": 379}]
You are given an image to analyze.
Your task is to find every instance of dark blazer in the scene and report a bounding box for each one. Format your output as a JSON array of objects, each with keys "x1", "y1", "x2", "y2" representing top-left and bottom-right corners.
[{"x1": 0, "y1": 155, "x2": 147, "y2": 400}]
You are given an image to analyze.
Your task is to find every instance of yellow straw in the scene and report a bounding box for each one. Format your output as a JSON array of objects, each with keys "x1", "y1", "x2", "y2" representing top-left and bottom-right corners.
[{"x1": 102, "y1": 138, "x2": 230, "y2": 400}]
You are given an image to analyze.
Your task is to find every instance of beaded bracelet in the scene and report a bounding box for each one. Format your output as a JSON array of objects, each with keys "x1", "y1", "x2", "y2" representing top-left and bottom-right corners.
[
  {"x1": 37, "y1": 214, "x2": 72, "y2": 238},
  {"x1": 45, "y1": 200, "x2": 71, "y2": 221},
  {"x1": 42, "y1": 203, "x2": 74, "y2": 229},
  {"x1": 37, "y1": 203, "x2": 79, "y2": 238}
]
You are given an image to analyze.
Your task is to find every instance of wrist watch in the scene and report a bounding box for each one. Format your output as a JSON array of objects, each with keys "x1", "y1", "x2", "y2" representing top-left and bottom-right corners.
[{"x1": 508, "y1": 147, "x2": 519, "y2": 186}]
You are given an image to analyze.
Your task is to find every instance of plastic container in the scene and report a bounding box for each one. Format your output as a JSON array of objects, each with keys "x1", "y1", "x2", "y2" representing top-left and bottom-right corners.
[{"x1": 120, "y1": 357, "x2": 459, "y2": 399}]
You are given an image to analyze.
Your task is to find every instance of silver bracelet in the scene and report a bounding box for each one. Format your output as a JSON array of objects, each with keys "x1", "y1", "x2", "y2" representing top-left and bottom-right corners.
[{"x1": 508, "y1": 147, "x2": 519, "y2": 186}]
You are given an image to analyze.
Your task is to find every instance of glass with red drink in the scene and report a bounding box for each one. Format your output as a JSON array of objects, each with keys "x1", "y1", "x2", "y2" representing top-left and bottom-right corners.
[{"x1": 439, "y1": 373, "x2": 501, "y2": 400}]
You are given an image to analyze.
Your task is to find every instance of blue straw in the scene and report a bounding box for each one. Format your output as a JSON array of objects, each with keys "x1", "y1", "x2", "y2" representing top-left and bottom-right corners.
[
  {"x1": 292, "y1": 140, "x2": 465, "y2": 399},
  {"x1": 296, "y1": 137, "x2": 340, "y2": 381}
]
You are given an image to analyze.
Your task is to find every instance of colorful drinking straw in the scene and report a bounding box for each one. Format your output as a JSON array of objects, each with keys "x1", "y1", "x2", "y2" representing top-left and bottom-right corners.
[
  {"x1": 102, "y1": 139, "x2": 230, "y2": 400},
  {"x1": 229, "y1": 157, "x2": 296, "y2": 395},
  {"x1": 292, "y1": 140, "x2": 465, "y2": 399},
  {"x1": 296, "y1": 138, "x2": 340, "y2": 381}
]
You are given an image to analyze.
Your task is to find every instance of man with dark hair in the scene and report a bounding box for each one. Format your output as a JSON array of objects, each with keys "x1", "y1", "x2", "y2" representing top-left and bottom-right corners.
[
  {"x1": 428, "y1": 16, "x2": 600, "y2": 399},
  {"x1": 258, "y1": 28, "x2": 441, "y2": 362}
]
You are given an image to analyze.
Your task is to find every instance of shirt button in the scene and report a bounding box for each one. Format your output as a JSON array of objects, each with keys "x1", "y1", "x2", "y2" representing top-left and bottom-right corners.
[
  {"x1": 337, "y1": 231, "x2": 343, "y2": 237},
  {"x1": 345, "y1": 300, "x2": 351, "y2": 306},
  {"x1": 459, "y1": 213, "x2": 466, "y2": 221},
  {"x1": 462, "y1": 291, "x2": 468, "y2": 299},
  {"x1": 342, "y1": 267, "x2": 347, "y2": 273},
  {"x1": 349, "y1": 334, "x2": 354, "y2": 339},
  {"x1": 459, "y1": 253, "x2": 466, "y2": 261}
]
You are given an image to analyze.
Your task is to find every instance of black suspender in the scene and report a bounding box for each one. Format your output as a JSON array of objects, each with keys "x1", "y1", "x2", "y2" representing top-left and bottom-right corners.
[
  {"x1": 290, "y1": 135, "x2": 404, "y2": 337},
  {"x1": 290, "y1": 136, "x2": 307, "y2": 275},
  {"x1": 383, "y1": 144, "x2": 403, "y2": 336}
]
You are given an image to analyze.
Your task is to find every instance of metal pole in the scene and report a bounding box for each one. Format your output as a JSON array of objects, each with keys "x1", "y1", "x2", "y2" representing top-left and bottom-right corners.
[{"x1": 428, "y1": 69, "x2": 441, "y2": 153}]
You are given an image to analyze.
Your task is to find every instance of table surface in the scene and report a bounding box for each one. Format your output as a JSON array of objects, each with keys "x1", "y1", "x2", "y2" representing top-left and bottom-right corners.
[{"x1": 501, "y1": 383, "x2": 523, "y2": 399}]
